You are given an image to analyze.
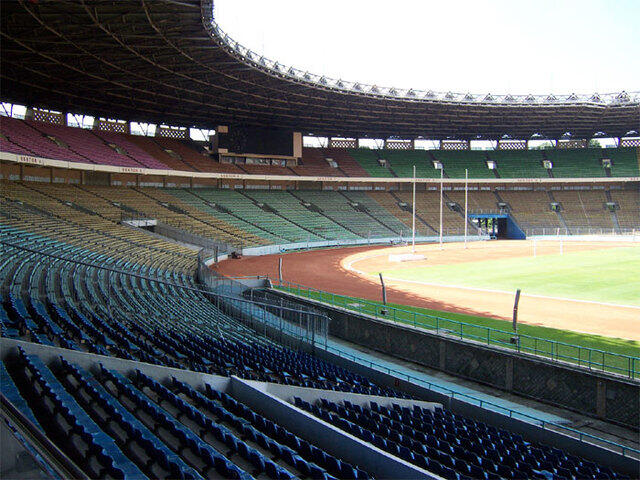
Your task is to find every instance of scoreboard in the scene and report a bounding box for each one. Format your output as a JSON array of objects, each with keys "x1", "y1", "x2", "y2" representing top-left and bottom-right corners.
[{"x1": 216, "y1": 125, "x2": 295, "y2": 157}]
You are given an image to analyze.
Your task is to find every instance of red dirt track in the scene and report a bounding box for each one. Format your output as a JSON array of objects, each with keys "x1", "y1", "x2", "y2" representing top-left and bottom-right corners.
[{"x1": 214, "y1": 241, "x2": 640, "y2": 341}]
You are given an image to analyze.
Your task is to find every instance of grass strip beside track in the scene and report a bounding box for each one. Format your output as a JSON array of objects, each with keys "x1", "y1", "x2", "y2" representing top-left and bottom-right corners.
[{"x1": 276, "y1": 285, "x2": 640, "y2": 378}]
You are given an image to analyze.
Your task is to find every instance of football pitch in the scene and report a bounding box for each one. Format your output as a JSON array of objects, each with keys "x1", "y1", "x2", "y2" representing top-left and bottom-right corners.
[{"x1": 378, "y1": 245, "x2": 640, "y2": 306}]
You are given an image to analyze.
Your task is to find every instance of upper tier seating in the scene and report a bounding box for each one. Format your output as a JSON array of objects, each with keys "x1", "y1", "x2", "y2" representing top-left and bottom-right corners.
[
  {"x1": 348, "y1": 149, "x2": 394, "y2": 177},
  {"x1": 91, "y1": 130, "x2": 168, "y2": 169},
  {"x1": 607, "y1": 147, "x2": 640, "y2": 177},
  {"x1": 292, "y1": 148, "x2": 342, "y2": 176},
  {"x1": 1, "y1": 116, "x2": 88, "y2": 162},
  {"x1": 2, "y1": 114, "x2": 638, "y2": 179},
  {"x1": 545, "y1": 149, "x2": 605, "y2": 178},
  {"x1": 382, "y1": 150, "x2": 440, "y2": 179},
  {"x1": 487, "y1": 150, "x2": 549, "y2": 178},
  {"x1": 321, "y1": 148, "x2": 371, "y2": 177},
  {"x1": 434, "y1": 150, "x2": 490, "y2": 179}
]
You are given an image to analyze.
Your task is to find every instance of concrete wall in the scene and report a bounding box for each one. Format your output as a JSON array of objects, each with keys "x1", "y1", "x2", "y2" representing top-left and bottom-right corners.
[
  {"x1": 242, "y1": 235, "x2": 488, "y2": 256},
  {"x1": 270, "y1": 291, "x2": 640, "y2": 430}
]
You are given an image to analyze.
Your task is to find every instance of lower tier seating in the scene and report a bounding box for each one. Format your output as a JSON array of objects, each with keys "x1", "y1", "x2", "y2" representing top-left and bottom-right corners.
[{"x1": 294, "y1": 397, "x2": 628, "y2": 480}]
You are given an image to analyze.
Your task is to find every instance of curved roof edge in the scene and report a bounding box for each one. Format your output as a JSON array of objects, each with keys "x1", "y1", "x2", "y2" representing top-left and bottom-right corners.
[{"x1": 202, "y1": 1, "x2": 638, "y2": 108}]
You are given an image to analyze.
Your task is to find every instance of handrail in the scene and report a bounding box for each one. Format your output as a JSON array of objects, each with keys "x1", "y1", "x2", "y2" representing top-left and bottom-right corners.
[
  {"x1": 1, "y1": 393, "x2": 89, "y2": 479},
  {"x1": 273, "y1": 279, "x2": 640, "y2": 380}
]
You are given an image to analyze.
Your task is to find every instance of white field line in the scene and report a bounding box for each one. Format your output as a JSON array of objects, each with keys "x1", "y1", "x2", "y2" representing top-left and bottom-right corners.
[{"x1": 343, "y1": 254, "x2": 640, "y2": 310}]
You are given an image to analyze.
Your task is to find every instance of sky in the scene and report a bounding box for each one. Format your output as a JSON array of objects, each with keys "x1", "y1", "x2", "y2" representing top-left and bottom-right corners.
[{"x1": 213, "y1": 0, "x2": 639, "y2": 96}]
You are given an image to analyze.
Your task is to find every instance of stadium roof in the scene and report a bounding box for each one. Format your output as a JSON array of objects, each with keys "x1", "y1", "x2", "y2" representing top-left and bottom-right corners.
[{"x1": 1, "y1": 0, "x2": 638, "y2": 140}]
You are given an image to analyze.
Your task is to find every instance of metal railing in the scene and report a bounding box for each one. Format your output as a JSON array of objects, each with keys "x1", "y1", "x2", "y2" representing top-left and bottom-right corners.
[
  {"x1": 524, "y1": 226, "x2": 640, "y2": 237},
  {"x1": 198, "y1": 260, "x2": 330, "y2": 348},
  {"x1": 121, "y1": 212, "x2": 235, "y2": 253},
  {"x1": 273, "y1": 279, "x2": 640, "y2": 379}
]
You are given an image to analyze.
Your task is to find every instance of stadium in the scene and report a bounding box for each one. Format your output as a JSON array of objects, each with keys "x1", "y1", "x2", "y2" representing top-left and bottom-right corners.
[{"x1": 0, "y1": 1, "x2": 639, "y2": 479}]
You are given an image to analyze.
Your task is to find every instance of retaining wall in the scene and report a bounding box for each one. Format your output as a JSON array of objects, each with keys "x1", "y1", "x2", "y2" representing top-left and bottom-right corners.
[{"x1": 270, "y1": 291, "x2": 640, "y2": 430}]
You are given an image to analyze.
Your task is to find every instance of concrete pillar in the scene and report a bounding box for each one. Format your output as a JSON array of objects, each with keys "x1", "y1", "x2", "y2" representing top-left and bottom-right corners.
[
  {"x1": 505, "y1": 357, "x2": 514, "y2": 391},
  {"x1": 596, "y1": 380, "x2": 606, "y2": 419}
]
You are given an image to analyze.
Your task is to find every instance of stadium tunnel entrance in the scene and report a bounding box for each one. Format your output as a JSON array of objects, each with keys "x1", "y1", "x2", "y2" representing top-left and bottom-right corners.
[{"x1": 469, "y1": 213, "x2": 526, "y2": 239}]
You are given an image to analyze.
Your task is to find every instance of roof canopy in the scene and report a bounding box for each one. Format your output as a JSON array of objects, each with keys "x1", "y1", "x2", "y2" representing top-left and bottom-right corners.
[{"x1": 1, "y1": 0, "x2": 638, "y2": 140}]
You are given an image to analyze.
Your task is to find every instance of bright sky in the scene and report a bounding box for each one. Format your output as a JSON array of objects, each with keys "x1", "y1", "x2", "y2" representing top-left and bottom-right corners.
[{"x1": 213, "y1": 0, "x2": 639, "y2": 95}]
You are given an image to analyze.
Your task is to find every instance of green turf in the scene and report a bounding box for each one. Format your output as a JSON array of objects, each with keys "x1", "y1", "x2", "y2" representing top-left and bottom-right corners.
[
  {"x1": 379, "y1": 246, "x2": 640, "y2": 306},
  {"x1": 277, "y1": 285, "x2": 640, "y2": 377}
]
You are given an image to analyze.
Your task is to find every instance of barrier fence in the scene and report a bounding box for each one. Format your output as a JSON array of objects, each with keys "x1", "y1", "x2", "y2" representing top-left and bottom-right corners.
[{"x1": 273, "y1": 279, "x2": 639, "y2": 380}]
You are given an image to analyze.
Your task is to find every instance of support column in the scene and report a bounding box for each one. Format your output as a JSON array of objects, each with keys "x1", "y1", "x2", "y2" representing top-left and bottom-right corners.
[
  {"x1": 596, "y1": 380, "x2": 606, "y2": 419},
  {"x1": 505, "y1": 357, "x2": 514, "y2": 391},
  {"x1": 439, "y1": 341, "x2": 446, "y2": 370}
]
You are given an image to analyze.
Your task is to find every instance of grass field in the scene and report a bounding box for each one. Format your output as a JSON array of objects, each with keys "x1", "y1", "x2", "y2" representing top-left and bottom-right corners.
[
  {"x1": 277, "y1": 285, "x2": 640, "y2": 377},
  {"x1": 379, "y1": 246, "x2": 640, "y2": 306}
]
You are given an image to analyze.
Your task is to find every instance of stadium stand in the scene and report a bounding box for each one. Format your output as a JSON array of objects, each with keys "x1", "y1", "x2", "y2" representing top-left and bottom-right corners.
[
  {"x1": 294, "y1": 397, "x2": 629, "y2": 480},
  {"x1": 292, "y1": 148, "x2": 343, "y2": 176},
  {"x1": 434, "y1": 150, "x2": 490, "y2": 179},
  {"x1": 610, "y1": 188, "x2": 640, "y2": 229},
  {"x1": 340, "y1": 191, "x2": 411, "y2": 235},
  {"x1": 78, "y1": 185, "x2": 260, "y2": 248},
  {"x1": 293, "y1": 190, "x2": 399, "y2": 238},
  {"x1": 3, "y1": 113, "x2": 639, "y2": 181},
  {"x1": 497, "y1": 190, "x2": 564, "y2": 232},
  {"x1": 487, "y1": 150, "x2": 549, "y2": 179},
  {"x1": 0, "y1": 116, "x2": 89, "y2": 163},
  {"x1": 545, "y1": 149, "x2": 605, "y2": 178},
  {"x1": 1, "y1": 1, "x2": 638, "y2": 476},
  {"x1": 391, "y1": 190, "x2": 470, "y2": 235},
  {"x1": 383, "y1": 150, "x2": 440, "y2": 179},
  {"x1": 607, "y1": 147, "x2": 640, "y2": 177},
  {"x1": 321, "y1": 148, "x2": 371, "y2": 177},
  {"x1": 125, "y1": 134, "x2": 199, "y2": 171},
  {"x1": 242, "y1": 190, "x2": 359, "y2": 241},
  {"x1": 167, "y1": 188, "x2": 285, "y2": 244},
  {"x1": 348, "y1": 149, "x2": 394, "y2": 177},
  {"x1": 551, "y1": 190, "x2": 615, "y2": 231}
]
